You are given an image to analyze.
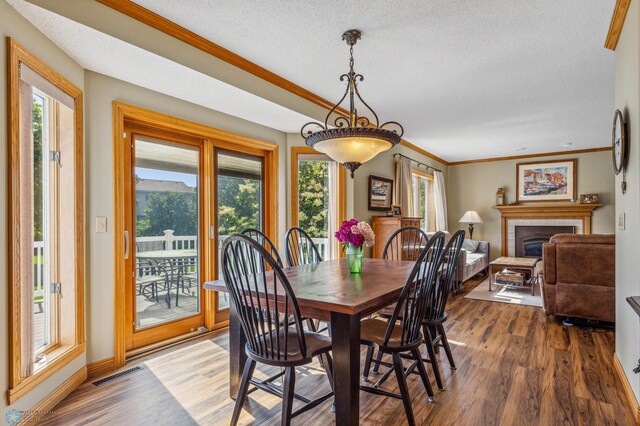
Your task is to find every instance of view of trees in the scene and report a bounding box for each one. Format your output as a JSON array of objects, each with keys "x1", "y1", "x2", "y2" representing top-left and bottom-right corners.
[
  {"x1": 135, "y1": 174, "x2": 261, "y2": 237},
  {"x1": 217, "y1": 175, "x2": 261, "y2": 235},
  {"x1": 298, "y1": 160, "x2": 329, "y2": 238},
  {"x1": 136, "y1": 191, "x2": 198, "y2": 236},
  {"x1": 33, "y1": 96, "x2": 44, "y2": 241}
]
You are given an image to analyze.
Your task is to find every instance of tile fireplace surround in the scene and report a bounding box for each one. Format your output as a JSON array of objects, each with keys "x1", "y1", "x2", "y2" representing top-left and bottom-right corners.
[{"x1": 492, "y1": 203, "x2": 602, "y2": 256}]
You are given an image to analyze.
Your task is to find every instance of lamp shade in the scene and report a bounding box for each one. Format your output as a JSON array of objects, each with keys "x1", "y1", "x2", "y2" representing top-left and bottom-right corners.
[{"x1": 459, "y1": 210, "x2": 483, "y2": 224}]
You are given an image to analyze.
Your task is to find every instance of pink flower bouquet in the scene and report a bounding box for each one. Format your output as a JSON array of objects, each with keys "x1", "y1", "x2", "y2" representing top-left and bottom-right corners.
[{"x1": 335, "y1": 219, "x2": 375, "y2": 249}]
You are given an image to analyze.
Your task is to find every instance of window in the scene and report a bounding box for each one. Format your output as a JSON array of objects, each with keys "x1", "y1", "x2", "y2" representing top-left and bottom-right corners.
[
  {"x1": 8, "y1": 39, "x2": 84, "y2": 402},
  {"x1": 412, "y1": 170, "x2": 436, "y2": 232},
  {"x1": 291, "y1": 148, "x2": 346, "y2": 259}
]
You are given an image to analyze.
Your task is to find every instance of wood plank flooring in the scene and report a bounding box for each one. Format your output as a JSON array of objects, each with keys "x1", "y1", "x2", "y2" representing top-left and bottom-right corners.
[{"x1": 39, "y1": 277, "x2": 635, "y2": 425}]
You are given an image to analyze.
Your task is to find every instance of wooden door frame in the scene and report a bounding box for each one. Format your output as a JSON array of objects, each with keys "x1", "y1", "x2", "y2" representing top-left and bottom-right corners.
[
  {"x1": 113, "y1": 102, "x2": 279, "y2": 368},
  {"x1": 290, "y1": 146, "x2": 347, "y2": 232}
]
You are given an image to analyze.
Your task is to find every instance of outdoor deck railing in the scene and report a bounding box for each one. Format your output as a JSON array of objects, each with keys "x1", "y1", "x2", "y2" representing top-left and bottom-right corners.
[{"x1": 34, "y1": 241, "x2": 44, "y2": 302}]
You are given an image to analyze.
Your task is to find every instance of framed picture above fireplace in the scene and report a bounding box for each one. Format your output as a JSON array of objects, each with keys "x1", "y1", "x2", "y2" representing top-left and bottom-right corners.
[{"x1": 516, "y1": 159, "x2": 577, "y2": 203}]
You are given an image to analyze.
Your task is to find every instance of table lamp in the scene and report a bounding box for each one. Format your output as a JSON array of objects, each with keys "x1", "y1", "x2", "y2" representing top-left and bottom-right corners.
[{"x1": 459, "y1": 210, "x2": 483, "y2": 239}]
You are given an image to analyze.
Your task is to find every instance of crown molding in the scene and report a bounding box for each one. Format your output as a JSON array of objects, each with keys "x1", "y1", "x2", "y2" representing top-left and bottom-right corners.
[
  {"x1": 605, "y1": 0, "x2": 631, "y2": 50},
  {"x1": 448, "y1": 146, "x2": 611, "y2": 166}
]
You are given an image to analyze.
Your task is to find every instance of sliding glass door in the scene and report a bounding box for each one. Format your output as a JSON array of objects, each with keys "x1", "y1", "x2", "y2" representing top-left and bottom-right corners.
[{"x1": 125, "y1": 128, "x2": 205, "y2": 350}]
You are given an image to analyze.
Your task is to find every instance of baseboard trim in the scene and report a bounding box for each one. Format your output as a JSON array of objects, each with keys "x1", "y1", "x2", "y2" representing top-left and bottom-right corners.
[
  {"x1": 87, "y1": 357, "x2": 116, "y2": 379},
  {"x1": 17, "y1": 366, "x2": 87, "y2": 425},
  {"x1": 613, "y1": 353, "x2": 640, "y2": 423}
]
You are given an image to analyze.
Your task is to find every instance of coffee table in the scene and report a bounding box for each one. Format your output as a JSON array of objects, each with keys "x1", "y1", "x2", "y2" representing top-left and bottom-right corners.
[{"x1": 489, "y1": 256, "x2": 540, "y2": 295}]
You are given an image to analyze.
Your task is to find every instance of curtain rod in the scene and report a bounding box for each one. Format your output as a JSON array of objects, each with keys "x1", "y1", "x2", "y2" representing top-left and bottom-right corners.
[{"x1": 393, "y1": 153, "x2": 442, "y2": 173}]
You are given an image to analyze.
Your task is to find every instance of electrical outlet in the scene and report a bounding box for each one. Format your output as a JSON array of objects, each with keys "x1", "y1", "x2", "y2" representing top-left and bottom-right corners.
[
  {"x1": 96, "y1": 217, "x2": 108, "y2": 233},
  {"x1": 618, "y1": 213, "x2": 625, "y2": 231}
]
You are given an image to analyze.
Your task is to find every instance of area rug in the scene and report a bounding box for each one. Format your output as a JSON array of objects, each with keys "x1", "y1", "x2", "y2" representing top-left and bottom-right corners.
[{"x1": 464, "y1": 277, "x2": 543, "y2": 308}]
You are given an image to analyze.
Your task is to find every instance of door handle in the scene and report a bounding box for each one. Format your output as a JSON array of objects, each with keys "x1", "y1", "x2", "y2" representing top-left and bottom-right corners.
[{"x1": 124, "y1": 230, "x2": 130, "y2": 260}]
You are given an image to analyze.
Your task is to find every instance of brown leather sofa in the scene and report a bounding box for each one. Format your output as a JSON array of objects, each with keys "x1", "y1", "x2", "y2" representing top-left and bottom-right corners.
[{"x1": 540, "y1": 234, "x2": 615, "y2": 322}]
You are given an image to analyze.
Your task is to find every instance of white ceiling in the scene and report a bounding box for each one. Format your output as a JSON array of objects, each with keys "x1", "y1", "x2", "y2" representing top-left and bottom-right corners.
[
  {"x1": 131, "y1": 0, "x2": 616, "y2": 162},
  {"x1": 7, "y1": 0, "x2": 313, "y2": 134},
  {"x1": 10, "y1": 0, "x2": 616, "y2": 162}
]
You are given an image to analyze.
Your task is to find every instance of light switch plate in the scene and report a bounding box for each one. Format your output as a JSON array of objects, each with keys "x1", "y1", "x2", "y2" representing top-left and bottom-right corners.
[
  {"x1": 618, "y1": 213, "x2": 625, "y2": 230},
  {"x1": 96, "y1": 217, "x2": 108, "y2": 233}
]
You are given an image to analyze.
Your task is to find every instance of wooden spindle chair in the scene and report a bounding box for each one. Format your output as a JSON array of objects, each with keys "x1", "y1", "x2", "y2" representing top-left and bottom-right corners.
[
  {"x1": 221, "y1": 235, "x2": 334, "y2": 426},
  {"x1": 284, "y1": 227, "x2": 323, "y2": 267},
  {"x1": 419, "y1": 229, "x2": 465, "y2": 390},
  {"x1": 382, "y1": 226, "x2": 429, "y2": 261},
  {"x1": 359, "y1": 232, "x2": 446, "y2": 426},
  {"x1": 365, "y1": 226, "x2": 429, "y2": 376}
]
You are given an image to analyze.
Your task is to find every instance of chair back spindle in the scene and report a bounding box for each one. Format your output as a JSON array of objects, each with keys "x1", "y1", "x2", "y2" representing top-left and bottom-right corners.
[
  {"x1": 284, "y1": 227, "x2": 323, "y2": 267},
  {"x1": 426, "y1": 229, "x2": 465, "y2": 322},
  {"x1": 241, "y1": 228, "x2": 284, "y2": 268},
  {"x1": 382, "y1": 226, "x2": 429, "y2": 262}
]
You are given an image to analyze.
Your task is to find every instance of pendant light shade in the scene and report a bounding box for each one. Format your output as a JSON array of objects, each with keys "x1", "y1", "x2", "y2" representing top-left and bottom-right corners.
[{"x1": 300, "y1": 30, "x2": 404, "y2": 177}]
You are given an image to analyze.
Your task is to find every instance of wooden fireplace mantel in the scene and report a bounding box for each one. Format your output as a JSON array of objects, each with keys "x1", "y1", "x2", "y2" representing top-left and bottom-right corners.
[{"x1": 492, "y1": 203, "x2": 602, "y2": 256}]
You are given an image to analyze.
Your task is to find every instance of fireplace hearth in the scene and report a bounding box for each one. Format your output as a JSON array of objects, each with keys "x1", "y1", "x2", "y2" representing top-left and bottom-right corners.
[{"x1": 515, "y1": 226, "x2": 575, "y2": 258}]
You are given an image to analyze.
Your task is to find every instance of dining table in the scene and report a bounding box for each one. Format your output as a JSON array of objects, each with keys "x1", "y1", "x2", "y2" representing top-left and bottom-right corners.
[{"x1": 203, "y1": 257, "x2": 417, "y2": 426}]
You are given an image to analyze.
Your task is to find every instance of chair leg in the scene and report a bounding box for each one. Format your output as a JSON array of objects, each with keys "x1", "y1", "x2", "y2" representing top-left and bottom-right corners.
[
  {"x1": 362, "y1": 345, "x2": 375, "y2": 381},
  {"x1": 411, "y1": 348, "x2": 435, "y2": 403},
  {"x1": 321, "y1": 351, "x2": 334, "y2": 391},
  {"x1": 423, "y1": 325, "x2": 444, "y2": 391},
  {"x1": 231, "y1": 358, "x2": 256, "y2": 426},
  {"x1": 438, "y1": 324, "x2": 456, "y2": 370},
  {"x1": 281, "y1": 367, "x2": 296, "y2": 426},
  {"x1": 372, "y1": 347, "x2": 384, "y2": 375},
  {"x1": 392, "y1": 352, "x2": 415, "y2": 426}
]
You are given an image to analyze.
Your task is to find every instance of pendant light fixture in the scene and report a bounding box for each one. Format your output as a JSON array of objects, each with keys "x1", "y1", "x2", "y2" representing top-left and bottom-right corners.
[{"x1": 300, "y1": 29, "x2": 404, "y2": 178}]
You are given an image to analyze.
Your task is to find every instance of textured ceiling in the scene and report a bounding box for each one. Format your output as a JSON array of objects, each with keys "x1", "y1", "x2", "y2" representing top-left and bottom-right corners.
[
  {"x1": 7, "y1": 0, "x2": 313, "y2": 133},
  {"x1": 132, "y1": 0, "x2": 616, "y2": 161}
]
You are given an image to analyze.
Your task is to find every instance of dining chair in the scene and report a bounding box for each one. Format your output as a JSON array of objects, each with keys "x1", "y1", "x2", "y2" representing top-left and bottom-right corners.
[
  {"x1": 221, "y1": 234, "x2": 334, "y2": 426},
  {"x1": 136, "y1": 258, "x2": 164, "y2": 302},
  {"x1": 420, "y1": 229, "x2": 465, "y2": 389},
  {"x1": 241, "y1": 228, "x2": 284, "y2": 267},
  {"x1": 382, "y1": 226, "x2": 429, "y2": 261},
  {"x1": 284, "y1": 227, "x2": 323, "y2": 267},
  {"x1": 359, "y1": 232, "x2": 446, "y2": 426},
  {"x1": 364, "y1": 226, "x2": 430, "y2": 375},
  {"x1": 364, "y1": 230, "x2": 465, "y2": 392}
]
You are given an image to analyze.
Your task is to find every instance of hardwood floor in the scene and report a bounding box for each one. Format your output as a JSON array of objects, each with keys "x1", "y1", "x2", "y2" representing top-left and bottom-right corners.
[{"x1": 39, "y1": 277, "x2": 634, "y2": 425}]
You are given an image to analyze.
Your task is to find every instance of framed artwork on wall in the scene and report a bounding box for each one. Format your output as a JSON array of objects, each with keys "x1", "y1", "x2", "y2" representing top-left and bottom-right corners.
[
  {"x1": 516, "y1": 159, "x2": 577, "y2": 203},
  {"x1": 368, "y1": 175, "x2": 394, "y2": 211}
]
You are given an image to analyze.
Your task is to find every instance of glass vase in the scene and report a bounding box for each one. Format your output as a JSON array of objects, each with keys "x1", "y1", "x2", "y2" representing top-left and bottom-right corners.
[{"x1": 346, "y1": 243, "x2": 364, "y2": 274}]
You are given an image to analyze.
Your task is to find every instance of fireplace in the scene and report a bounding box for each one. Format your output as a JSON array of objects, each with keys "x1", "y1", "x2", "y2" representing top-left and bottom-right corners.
[{"x1": 515, "y1": 226, "x2": 575, "y2": 258}]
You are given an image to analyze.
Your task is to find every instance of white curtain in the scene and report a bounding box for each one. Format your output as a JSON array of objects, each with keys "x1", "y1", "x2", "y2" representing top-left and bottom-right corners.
[
  {"x1": 395, "y1": 157, "x2": 413, "y2": 216},
  {"x1": 433, "y1": 170, "x2": 448, "y2": 232},
  {"x1": 327, "y1": 160, "x2": 339, "y2": 259}
]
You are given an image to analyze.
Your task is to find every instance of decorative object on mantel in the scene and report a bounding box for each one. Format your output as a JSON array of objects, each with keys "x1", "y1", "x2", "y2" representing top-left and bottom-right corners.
[
  {"x1": 368, "y1": 175, "x2": 394, "y2": 211},
  {"x1": 300, "y1": 29, "x2": 404, "y2": 178},
  {"x1": 335, "y1": 219, "x2": 375, "y2": 273},
  {"x1": 391, "y1": 205, "x2": 402, "y2": 216},
  {"x1": 459, "y1": 210, "x2": 483, "y2": 239},
  {"x1": 516, "y1": 159, "x2": 577, "y2": 203},
  {"x1": 496, "y1": 187, "x2": 506, "y2": 205},
  {"x1": 612, "y1": 109, "x2": 628, "y2": 194},
  {"x1": 580, "y1": 193, "x2": 599, "y2": 204}
]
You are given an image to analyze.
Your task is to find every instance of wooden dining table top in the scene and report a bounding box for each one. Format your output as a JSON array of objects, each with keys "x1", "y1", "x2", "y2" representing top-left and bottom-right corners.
[{"x1": 203, "y1": 258, "x2": 416, "y2": 318}]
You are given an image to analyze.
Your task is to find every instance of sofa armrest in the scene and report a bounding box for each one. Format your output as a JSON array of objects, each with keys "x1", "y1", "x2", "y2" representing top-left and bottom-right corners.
[
  {"x1": 542, "y1": 243, "x2": 556, "y2": 284},
  {"x1": 457, "y1": 249, "x2": 468, "y2": 278}
]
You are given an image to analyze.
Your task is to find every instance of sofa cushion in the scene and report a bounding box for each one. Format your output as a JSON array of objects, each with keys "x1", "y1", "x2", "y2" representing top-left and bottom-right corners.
[
  {"x1": 462, "y1": 239, "x2": 480, "y2": 252},
  {"x1": 555, "y1": 243, "x2": 615, "y2": 286},
  {"x1": 464, "y1": 252, "x2": 488, "y2": 278}
]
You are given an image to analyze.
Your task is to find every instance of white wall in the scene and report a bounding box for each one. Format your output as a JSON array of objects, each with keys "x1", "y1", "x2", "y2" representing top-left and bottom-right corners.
[
  {"x1": 615, "y1": 0, "x2": 640, "y2": 403},
  {"x1": 447, "y1": 151, "x2": 616, "y2": 259},
  {"x1": 84, "y1": 71, "x2": 288, "y2": 363},
  {"x1": 0, "y1": 0, "x2": 87, "y2": 413}
]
